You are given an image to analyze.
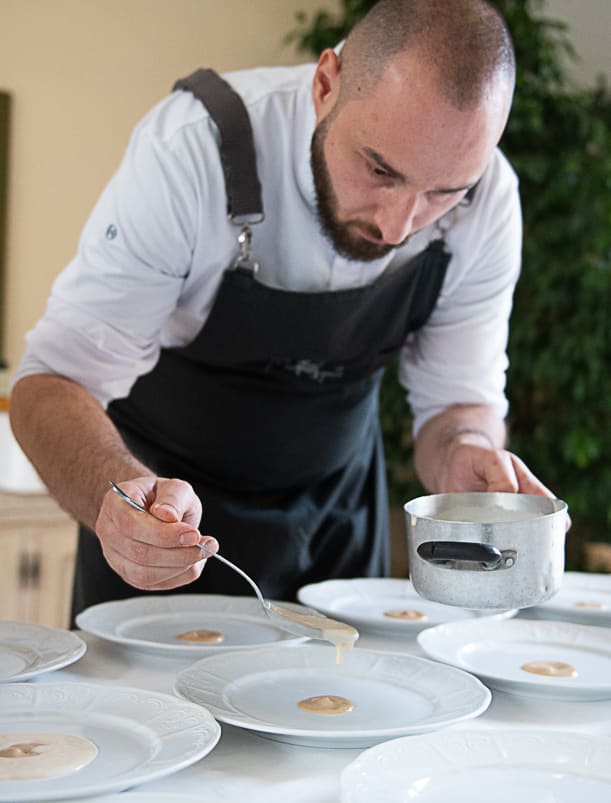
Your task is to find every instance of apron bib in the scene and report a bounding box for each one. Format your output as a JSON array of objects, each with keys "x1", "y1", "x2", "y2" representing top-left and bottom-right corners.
[{"x1": 71, "y1": 69, "x2": 451, "y2": 618}]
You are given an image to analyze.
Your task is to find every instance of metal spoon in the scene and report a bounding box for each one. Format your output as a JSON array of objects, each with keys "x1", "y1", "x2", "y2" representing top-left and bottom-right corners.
[{"x1": 108, "y1": 481, "x2": 359, "y2": 652}]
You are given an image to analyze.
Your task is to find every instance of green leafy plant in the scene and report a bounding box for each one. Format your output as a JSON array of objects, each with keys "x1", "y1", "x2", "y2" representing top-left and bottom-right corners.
[{"x1": 287, "y1": 0, "x2": 611, "y2": 568}]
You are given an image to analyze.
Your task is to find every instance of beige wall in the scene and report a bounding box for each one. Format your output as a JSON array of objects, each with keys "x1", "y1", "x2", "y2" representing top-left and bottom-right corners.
[
  {"x1": 0, "y1": 0, "x2": 333, "y2": 373},
  {"x1": 545, "y1": 0, "x2": 611, "y2": 86},
  {"x1": 0, "y1": 0, "x2": 609, "y2": 375}
]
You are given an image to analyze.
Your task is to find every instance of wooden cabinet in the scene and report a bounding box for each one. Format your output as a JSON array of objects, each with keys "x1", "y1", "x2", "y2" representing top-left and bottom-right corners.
[{"x1": 0, "y1": 491, "x2": 78, "y2": 628}]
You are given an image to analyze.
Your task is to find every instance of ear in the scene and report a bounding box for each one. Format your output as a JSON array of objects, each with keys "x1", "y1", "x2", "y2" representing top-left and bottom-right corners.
[{"x1": 312, "y1": 48, "x2": 341, "y2": 122}]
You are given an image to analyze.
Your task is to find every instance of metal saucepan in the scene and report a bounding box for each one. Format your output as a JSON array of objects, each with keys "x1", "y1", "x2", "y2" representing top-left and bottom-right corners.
[{"x1": 404, "y1": 492, "x2": 568, "y2": 609}]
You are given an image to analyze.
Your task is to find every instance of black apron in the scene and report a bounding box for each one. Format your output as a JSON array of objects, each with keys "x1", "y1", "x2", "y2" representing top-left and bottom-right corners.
[{"x1": 71, "y1": 69, "x2": 451, "y2": 619}]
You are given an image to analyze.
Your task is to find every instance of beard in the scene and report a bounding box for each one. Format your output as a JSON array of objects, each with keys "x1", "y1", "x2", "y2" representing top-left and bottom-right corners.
[{"x1": 310, "y1": 115, "x2": 398, "y2": 262}]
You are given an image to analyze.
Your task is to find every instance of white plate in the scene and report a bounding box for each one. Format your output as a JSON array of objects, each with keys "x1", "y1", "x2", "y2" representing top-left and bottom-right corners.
[
  {"x1": 0, "y1": 681, "x2": 220, "y2": 802},
  {"x1": 67, "y1": 796, "x2": 203, "y2": 803},
  {"x1": 175, "y1": 643, "x2": 491, "y2": 748},
  {"x1": 418, "y1": 618, "x2": 611, "y2": 700},
  {"x1": 297, "y1": 577, "x2": 516, "y2": 636},
  {"x1": 340, "y1": 729, "x2": 611, "y2": 802},
  {"x1": 76, "y1": 594, "x2": 308, "y2": 657},
  {"x1": 528, "y1": 571, "x2": 611, "y2": 626},
  {"x1": 0, "y1": 622, "x2": 86, "y2": 682}
]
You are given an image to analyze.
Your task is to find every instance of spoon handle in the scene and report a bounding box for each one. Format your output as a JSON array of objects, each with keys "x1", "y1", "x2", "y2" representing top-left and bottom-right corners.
[
  {"x1": 109, "y1": 481, "x2": 147, "y2": 512},
  {"x1": 197, "y1": 544, "x2": 267, "y2": 607}
]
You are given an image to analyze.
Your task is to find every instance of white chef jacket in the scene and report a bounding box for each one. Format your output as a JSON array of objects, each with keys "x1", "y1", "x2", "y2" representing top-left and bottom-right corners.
[{"x1": 14, "y1": 62, "x2": 522, "y2": 436}]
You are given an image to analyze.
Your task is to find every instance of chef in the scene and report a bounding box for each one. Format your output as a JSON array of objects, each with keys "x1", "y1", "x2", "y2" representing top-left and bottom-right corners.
[{"x1": 10, "y1": 0, "x2": 556, "y2": 619}]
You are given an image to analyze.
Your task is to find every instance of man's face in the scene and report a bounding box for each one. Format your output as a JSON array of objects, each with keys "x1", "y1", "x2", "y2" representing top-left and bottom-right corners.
[
  {"x1": 310, "y1": 49, "x2": 510, "y2": 262},
  {"x1": 311, "y1": 112, "x2": 398, "y2": 262}
]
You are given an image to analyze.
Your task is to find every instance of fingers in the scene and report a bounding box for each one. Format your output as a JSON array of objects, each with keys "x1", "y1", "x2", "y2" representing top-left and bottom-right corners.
[
  {"x1": 444, "y1": 443, "x2": 562, "y2": 500},
  {"x1": 147, "y1": 477, "x2": 203, "y2": 529},
  {"x1": 148, "y1": 559, "x2": 208, "y2": 591},
  {"x1": 108, "y1": 535, "x2": 219, "y2": 590},
  {"x1": 110, "y1": 527, "x2": 219, "y2": 571},
  {"x1": 509, "y1": 454, "x2": 555, "y2": 497},
  {"x1": 510, "y1": 454, "x2": 572, "y2": 530},
  {"x1": 100, "y1": 519, "x2": 219, "y2": 589},
  {"x1": 108, "y1": 477, "x2": 204, "y2": 545},
  {"x1": 442, "y1": 442, "x2": 519, "y2": 493},
  {"x1": 479, "y1": 449, "x2": 519, "y2": 493},
  {"x1": 101, "y1": 542, "x2": 207, "y2": 590},
  {"x1": 96, "y1": 476, "x2": 217, "y2": 590},
  {"x1": 196, "y1": 537, "x2": 219, "y2": 558}
]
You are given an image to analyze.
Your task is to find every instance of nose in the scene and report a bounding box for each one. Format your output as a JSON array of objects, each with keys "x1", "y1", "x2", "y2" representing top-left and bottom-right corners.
[{"x1": 374, "y1": 191, "x2": 419, "y2": 246}]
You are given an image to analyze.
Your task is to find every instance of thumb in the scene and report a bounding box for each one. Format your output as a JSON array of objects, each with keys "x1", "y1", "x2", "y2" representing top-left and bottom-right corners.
[{"x1": 150, "y1": 501, "x2": 180, "y2": 523}]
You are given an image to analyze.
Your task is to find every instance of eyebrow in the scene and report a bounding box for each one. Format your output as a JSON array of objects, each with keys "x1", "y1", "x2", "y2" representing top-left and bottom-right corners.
[{"x1": 363, "y1": 147, "x2": 476, "y2": 194}]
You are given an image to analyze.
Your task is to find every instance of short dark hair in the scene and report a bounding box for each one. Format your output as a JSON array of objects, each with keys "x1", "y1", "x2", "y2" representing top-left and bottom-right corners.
[{"x1": 340, "y1": 0, "x2": 515, "y2": 109}]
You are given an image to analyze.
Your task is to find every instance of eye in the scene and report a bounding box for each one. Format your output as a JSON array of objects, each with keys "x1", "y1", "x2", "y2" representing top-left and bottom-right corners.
[
  {"x1": 426, "y1": 189, "x2": 466, "y2": 204},
  {"x1": 368, "y1": 164, "x2": 398, "y2": 187},
  {"x1": 366, "y1": 162, "x2": 391, "y2": 180},
  {"x1": 371, "y1": 165, "x2": 390, "y2": 177}
]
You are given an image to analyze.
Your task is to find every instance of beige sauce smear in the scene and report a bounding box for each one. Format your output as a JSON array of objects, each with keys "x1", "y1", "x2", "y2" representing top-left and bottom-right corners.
[
  {"x1": 383, "y1": 609, "x2": 427, "y2": 621},
  {"x1": 521, "y1": 660, "x2": 577, "y2": 678},
  {"x1": 272, "y1": 608, "x2": 358, "y2": 664},
  {"x1": 0, "y1": 733, "x2": 98, "y2": 781},
  {"x1": 176, "y1": 629, "x2": 224, "y2": 643},
  {"x1": 297, "y1": 695, "x2": 354, "y2": 715},
  {"x1": 575, "y1": 600, "x2": 607, "y2": 610}
]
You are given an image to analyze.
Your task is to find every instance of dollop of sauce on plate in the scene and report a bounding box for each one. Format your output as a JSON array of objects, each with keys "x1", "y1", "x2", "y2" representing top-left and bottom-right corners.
[
  {"x1": 297, "y1": 695, "x2": 354, "y2": 715},
  {"x1": 383, "y1": 609, "x2": 427, "y2": 621},
  {"x1": 0, "y1": 733, "x2": 98, "y2": 780},
  {"x1": 176, "y1": 629, "x2": 224, "y2": 643},
  {"x1": 574, "y1": 600, "x2": 607, "y2": 610},
  {"x1": 521, "y1": 660, "x2": 577, "y2": 678}
]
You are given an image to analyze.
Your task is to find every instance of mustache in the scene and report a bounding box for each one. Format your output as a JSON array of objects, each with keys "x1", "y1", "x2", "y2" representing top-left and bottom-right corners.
[{"x1": 348, "y1": 220, "x2": 384, "y2": 242}]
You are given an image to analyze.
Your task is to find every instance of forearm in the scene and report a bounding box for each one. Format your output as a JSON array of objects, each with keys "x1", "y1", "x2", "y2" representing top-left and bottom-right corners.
[
  {"x1": 414, "y1": 403, "x2": 507, "y2": 493},
  {"x1": 10, "y1": 375, "x2": 152, "y2": 529}
]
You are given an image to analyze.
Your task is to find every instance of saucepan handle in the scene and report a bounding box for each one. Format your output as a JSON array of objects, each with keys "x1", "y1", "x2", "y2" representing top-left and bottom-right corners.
[{"x1": 417, "y1": 540, "x2": 503, "y2": 569}]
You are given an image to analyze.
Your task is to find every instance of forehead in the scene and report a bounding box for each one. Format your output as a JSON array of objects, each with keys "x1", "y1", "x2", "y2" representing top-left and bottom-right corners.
[{"x1": 334, "y1": 52, "x2": 507, "y2": 186}]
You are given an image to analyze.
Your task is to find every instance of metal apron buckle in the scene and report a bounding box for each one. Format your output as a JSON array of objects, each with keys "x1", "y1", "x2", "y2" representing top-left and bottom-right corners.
[{"x1": 232, "y1": 215, "x2": 264, "y2": 273}]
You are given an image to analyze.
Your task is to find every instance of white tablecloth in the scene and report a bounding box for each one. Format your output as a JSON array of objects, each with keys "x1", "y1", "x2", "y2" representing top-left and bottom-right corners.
[{"x1": 27, "y1": 620, "x2": 611, "y2": 803}]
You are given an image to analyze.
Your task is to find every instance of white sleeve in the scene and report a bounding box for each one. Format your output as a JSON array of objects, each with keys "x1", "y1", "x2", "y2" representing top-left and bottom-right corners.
[
  {"x1": 12, "y1": 105, "x2": 201, "y2": 407},
  {"x1": 399, "y1": 150, "x2": 522, "y2": 436}
]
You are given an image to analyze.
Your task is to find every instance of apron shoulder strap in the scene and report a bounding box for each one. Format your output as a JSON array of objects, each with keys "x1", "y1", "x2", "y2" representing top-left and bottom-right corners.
[{"x1": 173, "y1": 68, "x2": 264, "y2": 224}]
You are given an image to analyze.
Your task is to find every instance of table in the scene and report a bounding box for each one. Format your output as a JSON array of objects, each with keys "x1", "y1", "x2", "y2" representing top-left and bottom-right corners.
[{"x1": 29, "y1": 620, "x2": 611, "y2": 803}]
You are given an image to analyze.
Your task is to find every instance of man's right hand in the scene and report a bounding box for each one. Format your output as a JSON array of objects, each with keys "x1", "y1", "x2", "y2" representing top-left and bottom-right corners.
[{"x1": 95, "y1": 476, "x2": 219, "y2": 590}]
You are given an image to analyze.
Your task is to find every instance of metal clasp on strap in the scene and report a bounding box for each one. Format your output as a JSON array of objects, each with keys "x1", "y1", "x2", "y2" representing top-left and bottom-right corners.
[
  {"x1": 234, "y1": 222, "x2": 259, "y2": 273},
  {"x1": 231, "y1": 213, "x2": 264, "y2": 273}
]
